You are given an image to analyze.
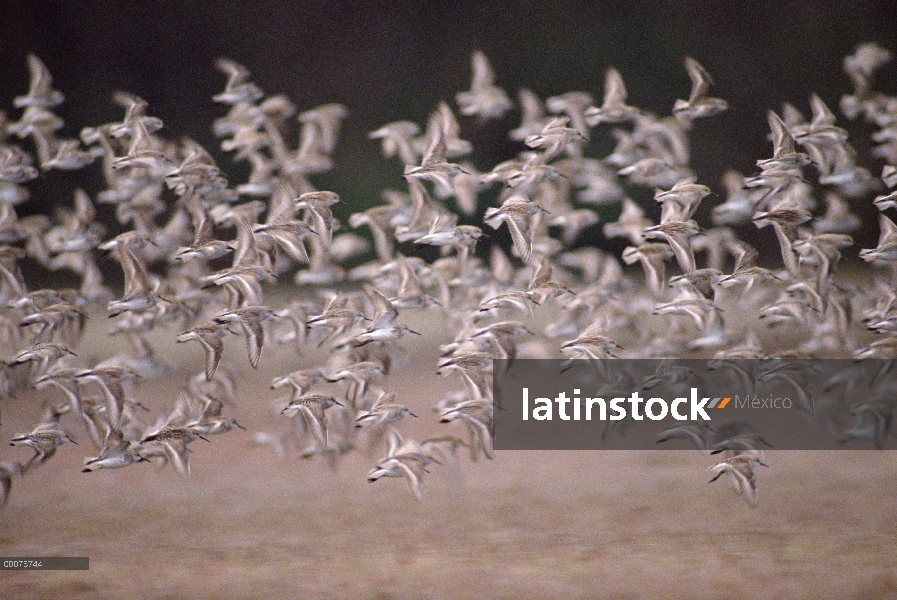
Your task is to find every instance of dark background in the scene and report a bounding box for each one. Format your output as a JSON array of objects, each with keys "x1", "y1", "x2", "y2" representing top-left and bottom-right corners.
[{"x1": 1, "y1": 0, "x2": 895, "y2": 254}]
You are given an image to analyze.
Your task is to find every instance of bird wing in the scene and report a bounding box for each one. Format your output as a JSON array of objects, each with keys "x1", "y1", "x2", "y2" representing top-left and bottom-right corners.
[
  {"x1": 394, "y1": 457, "x2": 425, "y2": 500},
  {"x1": 232, "y1": 215, "x2": 260, "y2": 267},
  {"x1": 363, "y1": 284, "x2": 398, "y2": 325},
  {"x1": 298, "y1": 402, "x2": 328, "y2": 448},
  {"x1": 505, "y1": 212, "x2": 533, "y2": 264},
  {"x1": 305, "y1": 202, "x2": 333, "y2": 247},
  {"x1": 234, "y1": 311, "x2": 264, "y2": 368},
  {"x1": 603, "y1": 67, "x2": 628, "y2": 107},
  {"x1": 196, "y1": 330, "x2": 224, "y2": 381},
  {"x1": 767, "y1": 110, "x2": 796, "y2": 158},
  {"x1": 421, "y1": 117, "x2": 448, "y2": 165},
  {"x1": 471, "y1": 50, "x2": 496, "y2": 91},
  {"x1": 161, "y1": 439, "x2": 190, "y2": 478},
  {"x1": 684, "y1": 57, "x2": 714, "y2": 104}
]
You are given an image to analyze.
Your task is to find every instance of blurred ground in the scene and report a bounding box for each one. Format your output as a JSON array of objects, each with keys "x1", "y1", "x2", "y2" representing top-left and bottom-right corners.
[{"x1": 1, "y1": 310, "x2": 896, "y2": 599}]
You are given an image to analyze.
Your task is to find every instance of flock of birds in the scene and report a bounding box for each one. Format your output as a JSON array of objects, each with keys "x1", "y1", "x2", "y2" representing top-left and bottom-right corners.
[{"x1": 0, "y1": 43, "x2": 896, "y2": 509}]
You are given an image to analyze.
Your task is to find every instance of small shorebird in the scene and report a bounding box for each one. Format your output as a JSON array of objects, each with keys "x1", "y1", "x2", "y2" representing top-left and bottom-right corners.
[
  {"x1": 640, "y1": 362, "x2": 701, "y2": 390},
  {"x1": 325, "y1": 361, "x2": 385, "y2": 408},
  {"x1": 437, "y1": 351, "x2": 492, "y2": 401},
  {"x1": 213, "y1": 58, "x2": 264, "y2": 105},
  {"x1": 760, "y1": 110, "x2": 812, "y2": 171},
  {"x1": 673, "y1": 57, "x2": 728, "y2": 123},
  {"x1": 14, "y1": 54, "x2": 64, "y2": 109},
  {"x1": 366, "y1": 429, "x2": 436, "y2": 500},
  {"x1": 860, "y1": 213, "x2": 897, "y2": 262},
  {"x1": 657, "y1": 423, "x2": 716, "y2": 452},
  {"x1": 484, "y1": 195, "x2": 548, "y2": 264},
  {"x1": 717, "y1": 245, "x2": 781, "y2": 300},
  {"x1": 585, "y1": 67, "x2": 641, "y2": 125},
  {"x1": 110, "y1": 116, "x2": 169, "y2": 172},
  {"x1": 100, "y1": 231, "x2": 163, "y2": 316},
  {"x1": 622, "y1": 243, "x2": 673, "y2": 297},
  {"x1": 420, "y1": 435, "x2": 467, "y2": 466},
  {"x1": 549, "y1": 208, "x2": 599, "y2": 247},
  {"x1": 271, "y1": 368, "x2": 326, "y2": 398},
  {"x1": 82, "y1": 430, "x2": 147, "y2": 472},
  {"x1": 414, "y1": 213, "x2": 484, "y2": 270},
  {"x1": 618, "y1": 157, "x2": 692, "y2": 189},
  {"x1": 712, "y1": 170, "x2": 762, "y2": 226},
  {"x1": 654, "y1": 176, "x2": 711, "y2": 223},
  {"x1": 173, "y1": 204, "x2": 234, "y2": 262},
  {"x1": 653, "y1": 288, "x2": 720, "y2": 331},
  {"x1": 387, "y1": 253, "x2": 440, "y2": 309},
  {"x1": 42, "y1": 138, "x2": 103, "y2": 171},
  {"x1": 176, "y1": 322, "x2": 232, "y2": 381},
  {"x1": 438, "y1": 399, "x2": 494, "y2": 461},
  {"x1": 140, "y1": 422, "x2": 209, "y2": 478},
  {"x1": 656, "y1": 423, "x2": 716, "y2": 451},
  {"x1": 838, "y1": 400, "x2": 894, "y2": 449},
  {"x1": 189, "y1": 416, "x2": 246, "y2": 436},
  {"x1": 349, "y1": 284, "x2": 420, "y2": 347},
  {"x1": 109, "y1": 91, "x2": 164, "y2": 139},
  {"x1": 511, "y1": 88, "x2": 550, "y2": 141},
  {"x1": 294, "y1": 190, "x2": 339, "y2": 247},
  {"x1": 708, "y1": 454, "x2": 768, "y2": 508},
  {"x1": 424, "y1": 101, "x2": 472, "y2": 158},
  {"x1": 297, "y1": 103, "x2": 349, "y2": 157},
  {"x1": 281, "y1": 392, "x2": 343, "y2": 448},
  {"x1": 643, "y1": 219, "x2": 700, "y2": 279},
  {"x1": 306, "y1": 295, "x2": 369, "y2": 342},
  {"x1": 526, "y1": 256, "x2": 576, "y2": 304},
  {"x1": 213, "y1": 305, "x2": 275, "y2": 369},
  {"x1": 0, "y1": 145, "x2": 39, "y2": 184},
  {"x1": 405, "y1": 119, "x2": 469, "y2": 197},
  {"x1": 603, "y1": 198, "x2": 652, "y2": 245},
  {"x1": 33, "y1": 366, "x2": 87, "y2": 424},
  {"x1": 524, "y1": 116, "x2": 588, "y2": 162},
  {"x1": 455, "y1": 50, "x2": 513, "y2": 120},
  {"x1": 355, "y1": 391, "x2": 416, "y2": 429},
  {"x1": 546, "y1": 92, "x2": 595, "y2": 139},
  {"x1": 561, "y1": 321, "x2": 622, "y2": 360},
  {"x1": 349, "y1": 205, "x2": 398, "y2": 263},
  {"x1": 369, "y1": 120, "x2": 421, "y2": 165},
  {"x1": 10, "y1": 342, "x2": 76, "y2": 371},
  {"x1": 10, "y1": 423, "x2": 77, "y2": 469},
  {"x1": 471, "y1": 320, "x2": 533, "y2": 368},
  {"x1": 202, "y1": 264, "x2": 275, "y2": 308},
  {"x1": 19, "y1": 302, "x2": 86, "y2": 344},
  {"x1": 478, "y1": 290, "x2": 538, "y2": 318}
]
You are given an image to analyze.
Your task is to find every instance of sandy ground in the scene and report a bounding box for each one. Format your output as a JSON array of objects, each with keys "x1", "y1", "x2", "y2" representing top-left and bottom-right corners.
[{"x1": 2, "y1": 309, "x2": 897, "y2": 599}]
